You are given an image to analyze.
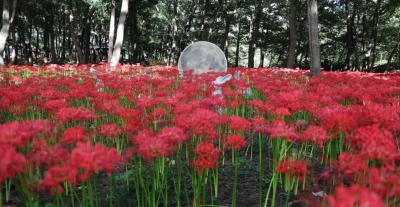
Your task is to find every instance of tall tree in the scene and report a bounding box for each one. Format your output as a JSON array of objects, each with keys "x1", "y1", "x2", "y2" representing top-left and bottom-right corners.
[
  {"x1": 0, "y1": 0, "x2": 17, "y2": 66},
  {"x1": 201, "y1": 0, "x2": 210, "y2": 41},
  {"x1": 110, "y1": 0, "x2": 129, "y2": 66},
  {"x1": 248, "y1": 0, "x2": 262, "y2": 68},
  {"x1": 368, "y1": 0, "x2": 382, "y2": 71},
  {"x1": 68, "y1": 0, "x2": 85, "y2": 64},
  {"x1": 84, "y1": 6, "x2": 96, "y2": 64},
  {"x1": 286, "y1": 0, "x2": 297, "y2": 68},
  {"x1": 108, "y1": 0, "x2": 116, "y2": 63},
  {"x1": 169, "y1": 0, "x2": 178, "y2": 66},
  {"x1": 307, "y1": 0, "x2": 321, "y2": 76}
]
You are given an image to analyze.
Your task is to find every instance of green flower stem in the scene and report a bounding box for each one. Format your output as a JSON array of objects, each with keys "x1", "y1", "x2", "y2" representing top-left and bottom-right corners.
[
  {"x1": 213, "y1": 168, "x2": 219, "y2": 198},
  {"x1": 81, "y1": 181, "x2": 87, "y2": 207},
  {"x1": 93, "y1": 175, "x2": 101, "y2": 207},
  {"x1": 231, "y1": 150, "x2": 239, "y2": 207},
  {"x1": 176, "y1": 147, "x2": 183, "y2": 207},
  {"x1": 5, "y1": 178, "x2": 11, "y2": 202},
  {"x1": 264, "y1": 172, "x2": 278, "y2": 207},
  {"x1": 258, "y1": 134, "x2": 263, "y2": 207},
  {"x1": 109, "y1": 175, "x2": 113, "y2": 207},
  {"x1": 56, "y1": 190, "x2": 65, "y2": 207},
  {"x1": 132, "y1": 157, "x2": 142, "y2": 207},
  {"x1": 87, "y1": 179, "x2": 95, "y2": 207}
]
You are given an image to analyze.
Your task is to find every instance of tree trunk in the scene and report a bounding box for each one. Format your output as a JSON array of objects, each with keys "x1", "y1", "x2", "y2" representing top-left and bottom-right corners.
[
  {"x1": 84, "y1": 8, "x2": 95, "y2": 64},
  {"x1": 11, "y1": 14, "x2": 17, "y2": 65},
  {"x1": 220, "y1": 6, "x2": 232, "y2": 59},
  {"x1": 50, "y1": 20, "x2": 57, "y2": 64},
  {"x1": 248, "y1": 0, "x2": 262, "y2": 68},
  {"x1": 354, "y1": 14, "x2": 360, "y2": 71},
  {"x1": 68, "y1": 0, "x2": 84, "y2": 64},
  {"x1": 369, "y1": 0, "x2": 382, "y2": 72},
  {"x1": 0, "y1": 0, "x2": 17, "y2": 66},
  {"x1": 169, "y1": 0, "x2": 178, "y2": 66},
  {"x1": 385, "y1": 30, "x2": 400, "y2": 72},
  {"x1": 259, "y1": 47, "x2": 265, "y2": 68},
  {"x1": 286, "y1": 0, "x2": 297, "y2": 69},
  {"x1": 307, "y1": 0, "x2": 321, "y2": 76},
  {"x1": 235, "y1": 21, "x2": 241, "y2": 67},
  {"x1": 385, "y1": 42, "x2": 399, "y2": 73},
  {"x1": 201, "y1": 0, "x2": 210, "y2": 41},
  {"x1": 108, "y1": 0, "x2": 116, "y2": 63},
  {"x1": 345, "y1": 0, "x2": 353, "y2": 70},
  {"x1": 61, "y1": 7, "x2": 66, "y2": 61},
  {"x1": 110, "y1": 0, "x2": 129, "y2": 66}
]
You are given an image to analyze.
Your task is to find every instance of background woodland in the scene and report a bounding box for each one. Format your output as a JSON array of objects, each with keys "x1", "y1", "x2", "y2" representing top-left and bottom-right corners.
[{"x1": 0, "y1": 0, "x2": 399, "y2": 72}]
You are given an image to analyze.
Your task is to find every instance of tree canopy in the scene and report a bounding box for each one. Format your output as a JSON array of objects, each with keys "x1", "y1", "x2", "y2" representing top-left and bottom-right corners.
[{"x1": 0, "y1": 0, "x2": 399, "y2": 72}]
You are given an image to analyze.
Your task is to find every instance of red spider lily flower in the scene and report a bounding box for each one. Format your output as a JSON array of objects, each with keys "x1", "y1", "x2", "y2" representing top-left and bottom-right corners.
[
  {"x1": 70, "y1": 142, "x2": 120, "y2": 181},
  {"x1": 250, "y1": 116, "x2": 267, "y2": 133},
  {"x1": 123, "y1": 119, "x2": 143, "y2": 133},
  {"x1": 136, "y1": 95, "x2": 156, "y2": 109},
  {"x1": 266, "y1": 120, "x2": 299, "y2": 142},
  {"x1": 41, "y1": 164, "x2": 78, "y2": 195},
  {"x1": 159, "y1": 97, "x2": 179, "y2": 109},
  {"x1": 173, "y1": 102, "x2": 195, "y2": 115},
  {"x1": 158, "y1": 126, "x2": 188, "y2": 146},
  {"x1": 348, "y1": 125, "x2": 396, "y2": 164},
  {"x1": 43, "y1": 99, "x2": 68, "y2": 112},
  {"x1": 29, "y1": 141, "x2": 70, "y2": 168},
  {"x1": 225, "y1": 134, "x2": 248, "y2": 150},
  {"x1": 192, "y1": 142, "x2": 220, "y2": 176},
  {"x1": 276, "y1": 156, "x2": 309, "y2": 181},
  {"x1": 326, "y1": 185, "x2": 385, "y2": 207},
  {"x1": 62, "y1": 125, "x2": 87, "y2": 144},
  {"x1": 354, "y1": 103, "x2": 398, "y2": 129},
  {"x1": 0, "y1": 146, "x2": 27, "y2": 185},
  {"x1": 273, "y1": 107, "x2": 291, "y2": 119},
  {"x1": 146, "y1": 108, "x2": 167, "y2": 123},
  {"x1": 368, "y1": 167, "x2": 400, "y2": 198},
  {"x1": 323, "y1": 153, "x2": 368, "y2": 184},
  {"x1": 227, "y1": 97, "x2": 245, "y2": 110},
  {"x1": 0, "y1": 120, "x2": 53, "y2": 147},
  {"x1": 317, "y1": 106, "x2": 357, "y2": 133},
  {"x1": 56, "y1": 107, "x2": 98, "y2": 123},
  {"x1": 134, "y1": 129, "x2": 172, "y2": 163},
  {"x1": 228, "y1": 116, "x2": 250, "y2": 132},
  {"x1": 99, "y1": 123, "x2": 121, "y2": 137},
  {"x1": 249, "y1": 100, "x2": 264, "y2": 112},
  {"x1": 188, "y1": 108, "x2": 224, "y2": 140},
  {"x1": 118, "y1": 108, "x2": 142, "y2": 121},
  {"x1": 94, "y1": 99, "x2": 124, "y2": 115},
  {"x1": 300, "y1": 125, "x2": 332, "y2": 148}
]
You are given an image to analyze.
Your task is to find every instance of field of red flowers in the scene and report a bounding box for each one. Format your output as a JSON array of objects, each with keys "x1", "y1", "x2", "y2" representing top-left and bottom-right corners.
[{"x1": 1, "y1": 63, "x2": 400, "y2": 207}]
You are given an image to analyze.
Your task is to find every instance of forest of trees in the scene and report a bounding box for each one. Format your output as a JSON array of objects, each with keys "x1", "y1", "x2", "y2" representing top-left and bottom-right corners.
[{"x1": 0, "y1": 0, "x2": 400, "y2": 73}]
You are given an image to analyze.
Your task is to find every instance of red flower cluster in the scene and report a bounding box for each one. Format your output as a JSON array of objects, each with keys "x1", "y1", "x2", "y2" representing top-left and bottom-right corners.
[
  {"x1": 327, "y1": 185, "x2": 384, "y2": 207},
  {"x1": 70, "y1": 142, "x2": 120, "y2": 181},
  {"x1": 0, "y1": 120, "x2": 53, "y2": 147},
  {"x1": 225, "y1": 134, "x2": 247, "y2": 150},
  {"x1": 192, "y1": 142, "x2": 220, "y2": 175},
  {"x1": 134, "y1": 127, "x2": 186, "y2": 163},
  {"x1": 266, "y1": 120, "x2": 299, "y2": 142},
  {"x1": 56, "y1": 107, "x2": 98, "y2": 123},
  {"x1": 62, "y1": 125, "x2": 87, "y2": 144},
  {"x1": 0, "y1": 146, "x2": 27, "y2": 185},
  {"x1": 228, "y1": 115, "x2": 250, "y2": 132},
  {"x1": 276, "y1": 156, "x2": 309, "y2": 181},
  {"x1": 99, "y1": 123, "x2": 121, "y2": 137}
]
